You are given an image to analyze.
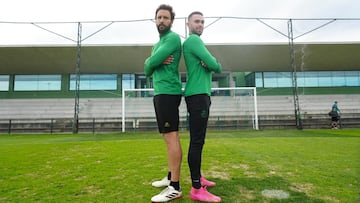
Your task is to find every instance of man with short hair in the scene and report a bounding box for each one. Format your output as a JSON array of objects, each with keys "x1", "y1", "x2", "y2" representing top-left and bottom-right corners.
[{"x1": 183, "y1": 11, "x2": 222, "y2": 202}]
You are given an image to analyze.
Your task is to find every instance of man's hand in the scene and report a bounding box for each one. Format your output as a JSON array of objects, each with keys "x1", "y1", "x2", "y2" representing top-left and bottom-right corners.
[
  {"x1": 201, "y1": 61, "x2": 207, "y2": 68},
  {"x1": 162, "y1": 55, "x2": 174, "y2": 65}
]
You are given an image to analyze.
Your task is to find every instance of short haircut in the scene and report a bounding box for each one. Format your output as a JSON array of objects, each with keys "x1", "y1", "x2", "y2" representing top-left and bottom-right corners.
[
  {"x1": 188, "y1": 11, "x2": 203, "y2": 20},
  {"x1": 155, "y1": 4, "x2": 175, "y2": 21}
]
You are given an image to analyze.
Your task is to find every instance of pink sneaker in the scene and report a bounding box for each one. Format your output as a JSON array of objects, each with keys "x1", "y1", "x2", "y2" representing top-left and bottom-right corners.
[
  {"x1": 190, "y1": 186, "x2": 221, "y2": 202},
  {"x1": 201, "y1": 176, "x2": 216, "y2": 187}
]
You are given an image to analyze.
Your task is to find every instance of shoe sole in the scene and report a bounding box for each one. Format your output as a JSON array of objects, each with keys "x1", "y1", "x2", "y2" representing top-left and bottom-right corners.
[
  {"x1": 152, "y1": 195, "x2": 182, "y2": 202},
  {"x1": 151, "y1": 184, "x2": 169, "y2": 188},
  {"x1": 190, "y1": 197, "x2": 220, "y2": 202},
  {"x1": 190, "y1": 194, "x2": 221, "y2": 202}
]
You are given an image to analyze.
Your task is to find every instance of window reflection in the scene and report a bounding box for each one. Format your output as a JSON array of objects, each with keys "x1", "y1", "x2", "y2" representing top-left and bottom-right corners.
[
  {"x1": 0, "y1": 75, "x2": 10, "y2": 91},
  {"x1": 14, "y1": 75, "x2": 61, "y2": 91},
  {"x1": 255, "y1": 71, "x2": 360, "y2": 87},
  {"x1": 69, "y1": 74, "x2": 117, "y2": 90}
]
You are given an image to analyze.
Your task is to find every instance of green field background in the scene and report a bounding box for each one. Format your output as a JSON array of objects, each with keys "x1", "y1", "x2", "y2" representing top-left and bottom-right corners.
[{"x1": 0, "y1": 129, "x2": 359, "y2": 202}]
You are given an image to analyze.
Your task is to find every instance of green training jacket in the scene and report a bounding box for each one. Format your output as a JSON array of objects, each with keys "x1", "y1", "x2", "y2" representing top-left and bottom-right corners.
[
  {"x1": 183, "y1": 34, "x2": 222, "y2": 97},
  {"x1": 144, "y1": 30, "x2": 182, "y2": 95}
]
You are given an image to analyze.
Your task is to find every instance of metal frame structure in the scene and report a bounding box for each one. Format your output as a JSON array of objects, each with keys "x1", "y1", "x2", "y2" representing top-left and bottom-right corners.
[
  {"x1": 1, "y1": 17, "x2": 357, "y2": 132},
  {"x1": 72, "y1": 23, "x2": 82, "y2": 133},
  {"x1": 287, "y1": 19, "x2": 302, "y2": 129},
  {"x1": 121, "y1": 87, "x2": 258, "y2": 132}
]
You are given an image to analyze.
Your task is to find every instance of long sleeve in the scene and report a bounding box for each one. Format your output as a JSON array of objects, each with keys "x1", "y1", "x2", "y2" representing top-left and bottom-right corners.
[
  {"x1": 183, "y1": 34, "x2": 222, "y2": 97},
  {"x1": 187, "y1": 35, "x2": 222, "y2": 73},
  {"x1": 144, "y1": 33, "x2": 181, "y2": 77},
  {"x1": 143, "y1": 30, "x2": 182, "y2": 95}
]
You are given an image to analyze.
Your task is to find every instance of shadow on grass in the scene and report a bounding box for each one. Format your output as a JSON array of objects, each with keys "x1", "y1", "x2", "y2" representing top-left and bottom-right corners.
[{"x1": 211, "y1": 176, "x2": 326, "y2": 203}]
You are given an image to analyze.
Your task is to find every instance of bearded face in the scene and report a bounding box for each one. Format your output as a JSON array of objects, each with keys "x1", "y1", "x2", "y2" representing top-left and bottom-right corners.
[
  {"x1": 157, "y1": 23, "x2": 171, "y2": 34},
  {"x1": 155, "y1": 9, "x2": 173, "y2": 34}
]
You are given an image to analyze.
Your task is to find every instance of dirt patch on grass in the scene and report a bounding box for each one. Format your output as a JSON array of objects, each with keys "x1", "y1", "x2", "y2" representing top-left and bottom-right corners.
[
  {"x1": 232, "y1": 164, "x2": 250, "y2": 170},
  {"x1": 86, "y1": 185, "x2": 102, "y2": 195},
  {"x1": 261, "y1": 189, "x2": 290, "y2": 199},
  {"x1": 208, "y1": 170, "x2": 231, "y2": 180},
  {"x1": 208, "y1": 165, "x2": 231, "y2": 180},
  {"x1": 322, "y1": 195, "x2": 340, "y2": 202},
  {"x1": 228, "y1": 163, "x2": 260, "y2": 178},
  {"x1": 290, "y1": 182, "x2": 314, "y2": 194},
  {"x1": 74, "y1": 175, "x2": 88, "y2": 181},
  {"x1": 244, "y1": 171, "x2": 259, "y2": 178},
  {"x1": 239, "y1": 186, "x2": 255, "y2": 200}
]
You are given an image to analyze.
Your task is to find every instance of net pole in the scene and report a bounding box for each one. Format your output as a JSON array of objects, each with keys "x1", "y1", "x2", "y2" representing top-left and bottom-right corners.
[
  {"x1": 72, "y1": 22, "x2": 82, "y2": 134},
  {"x1": 122, "y1": 88, "x2": 126, "y2": 132},
  {"x1": 288, "y1": 19, "x2": 303, "y2": 130},
  {"x1": 253, "y1": 87, "x2": 259, "y2": 130}
]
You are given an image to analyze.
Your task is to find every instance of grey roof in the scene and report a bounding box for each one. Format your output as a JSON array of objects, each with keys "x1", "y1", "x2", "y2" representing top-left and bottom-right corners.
[{"x1": 1, "y1": 42, "x2": 359, "y2": 74}]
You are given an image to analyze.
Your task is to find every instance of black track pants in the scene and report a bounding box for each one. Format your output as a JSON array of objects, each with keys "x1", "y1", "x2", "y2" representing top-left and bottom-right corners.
[{"x1": 185, "y1": 94, "x2": 211, "y2": 181}]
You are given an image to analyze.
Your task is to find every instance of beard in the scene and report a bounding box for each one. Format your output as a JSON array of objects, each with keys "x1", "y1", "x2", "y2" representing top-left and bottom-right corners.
[
  {"x1": 190, "y1": 27, "x2": 203, "y2": 36},
  {"x1": 157, "y1": 23, "x2": 171, "y2": 34}
]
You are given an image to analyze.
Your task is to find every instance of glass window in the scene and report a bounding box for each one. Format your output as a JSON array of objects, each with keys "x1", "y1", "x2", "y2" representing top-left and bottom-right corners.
[
  {"x1": 277, "y1": 72, "x2": 292, "y2": 87},
  {"x1": 254, "y1": 71, "x2": 360, "y2": 88},
  {"x1": 0, "y1": 75, "x2": 9, "y2": 91},
  {"x1": 70, "y1": 74, "x2": 117, "y2": 90},
  {"x1": 263, "y1": 72, "x2": 277, "y2": 87},
  {"x1": 345, "y1": 71, "x2": 360, "y2": 86},
  {"x1": 14, "y1": 75, "x2": 61, "y2": 91},
  {"x1": 255, "y1": 72, "x2": 263, "y2": 87},
  {"x1": 303, "y1": 72, "x2": 319, "y2": 87},
  {"x1": 332, "y1": 71, "x2": 346, "y2": 86},
  {"x1": 296, "y1": 72, "x2": 305, "y2": 87},
  {"x1": 318, "y1": 72, "x2": 332, "y2": 87},
  {"x1": 122, "y1": 74, "x2": 135, "y2": 90}
]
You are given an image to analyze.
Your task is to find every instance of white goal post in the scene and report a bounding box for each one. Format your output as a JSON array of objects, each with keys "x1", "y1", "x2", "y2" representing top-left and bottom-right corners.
[{"x1": 122, "y1": 87, "x2": 258, "y2": 132}]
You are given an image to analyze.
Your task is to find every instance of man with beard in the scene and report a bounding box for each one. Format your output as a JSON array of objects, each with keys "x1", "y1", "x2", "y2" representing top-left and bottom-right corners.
[
  {"x1": 183, "y1": 11, "x2": 222, "y2": 202},
  {"x1": 144, "y1": 4, "x2": 183, "y2": 202}
]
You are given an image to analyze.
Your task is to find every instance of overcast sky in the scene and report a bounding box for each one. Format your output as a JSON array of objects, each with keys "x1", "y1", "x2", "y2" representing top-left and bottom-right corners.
[{"x1": 1, "y1": 0, "x2": 360, "y2": 45}]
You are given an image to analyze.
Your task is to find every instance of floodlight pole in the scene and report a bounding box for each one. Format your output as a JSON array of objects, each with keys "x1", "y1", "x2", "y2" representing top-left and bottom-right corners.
[
  {"x1": 72, "y1": 22, "x2": 82, "y2": 134},
  {"x1": 287, "y1": 19, "x2": 303, "y2": 130}
]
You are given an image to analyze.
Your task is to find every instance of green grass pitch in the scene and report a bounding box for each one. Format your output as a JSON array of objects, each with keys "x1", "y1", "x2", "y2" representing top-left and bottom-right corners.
[{"x1": 0, "y1": 129, "x2": 359, "y2": 202}]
